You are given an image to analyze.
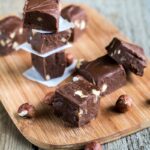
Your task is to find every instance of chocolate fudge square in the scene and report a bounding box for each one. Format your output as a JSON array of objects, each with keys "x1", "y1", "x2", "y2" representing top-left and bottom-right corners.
[
  {"x1": 32, "y1": 52, "x2": 66, "y2": 80},
  {"x1": 23, "y1": 0, "x2": 60, "y2": 31},
  {"x1": 28, "y1": 29, "x2": 71, "y2": 54},
  {"x1": 0, "y1": 16, "x2": 29, "y2": 56},
  {"x1": 106, "y1": 38, "x2": 147, "y2": 76},
  {"x1": 78, "y1": 55, "x2": 126, "y2": 96},
  {"x1": 52, "y1": 76, "x2": 100, "y2": 127},
  {"x1": 61, "y1": 5, "x2": 87, "y2": 42}
]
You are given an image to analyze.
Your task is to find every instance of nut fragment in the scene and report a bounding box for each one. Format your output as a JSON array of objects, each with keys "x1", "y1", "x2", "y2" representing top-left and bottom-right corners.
[
  {"x1": 76, "y1": 59, "x2": 85, "y2": 69},
  {"x1": 120, "y1": 57, "x2": 126, "y2": 62},
  {"x1": 18, "y1": 103, "x2": 36, "y2": 118},
  {"x1": 29, "y1": 36, "x2": 32, "y2": 40},
  {"x1": 85, "y1": 141, "x2": 102, "y2": 150},
  {"x1": 10, "y1": 32, "x2": 16, "y2": 39},
  {"x1": 80, "y1": 20, "x2": 86, "y2": 30},
  {"x1": 74, "y1": 20, "x2": 81, "y2": 28},
  {"x1": 19, "y1": 28, "x2": 23, "y2": 35},
  {"x1": 110, "y1": 53, "x2": 114, "y2": 57},
  {"x1": 12, "y1": 42, "x2": 19, "y2": 49},
  {"x1": 32, "y1": 30, "x2": 37, "y2": 35},
  {"x1": 0, "y1": 40, "x2": 6, "y2": 47},
  {"x1": 92, "y1": 89, "x2": 100, "y2": 97},
  {"x1": 61, "y1": 37, "x2": 67, "y2": 43},
  {"x1": 117, "y1": 50, "x2": 121, "y2": 55},
  {"x1": 72, "y1": 76, "x2": 80, "y2": 82},
  {"x1": 78, "y1": 109, "x2": 84, "y2": 117},
  {"x1": 66, "y1": 52, "x2": 74, "y2": 66},
  {"x1": 67, "y1": 29, "x2": 72, "y2": 34},
  {"x1": 43, "y1": 92, "x2": 54, "y2": 105},
  {"x1": 46, "y1": 74, "x2": 51, "y2": 80},
  {"x1": 115, "y1": 95, "x2": 133, "y2": 113},
  {"x1": 92, "y1": 89, "x2": 100, "y2": 103},
  {"x1": 101, "y1": 84, "x2": 108, "y2": 93},
  {"x1": 37, "y1": 17, "x2": 43, "y2": 22},
  {"x1": 74, "y1": 90, "x2": 88, "y2": 98}
]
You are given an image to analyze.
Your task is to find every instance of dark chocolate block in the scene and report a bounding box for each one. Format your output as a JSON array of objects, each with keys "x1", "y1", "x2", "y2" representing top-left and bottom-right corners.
[
  {"x1": 23, "y1": 0, "x2": 60, "y2": 31},
  {"x1": 0, "y1": 16, "x2": 29, "y2": 56},
  {"x1": 32, "y1": 51, "x2": 66, "y2": 80},
  {"x1": 28, "y1": 29, "x2": 71, "y2": 54},
  {"x1": 106, "y1": 38, "x2": 147, "y2": 76},
  {"x1": 78, "y1": 55, "x2": 127, "y2": 96},
  {"x1": 61, "y1": 5, "x2": 87, "y2": 42},
  {"x1": 52, "y1": 76, "x2": 100, "y2": 127}
]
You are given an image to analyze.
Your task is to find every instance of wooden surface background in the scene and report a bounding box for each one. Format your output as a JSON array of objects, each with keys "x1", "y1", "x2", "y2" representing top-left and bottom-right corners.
[{"x1": 0, "y1": 0, "x2": 150, "y2": 150}]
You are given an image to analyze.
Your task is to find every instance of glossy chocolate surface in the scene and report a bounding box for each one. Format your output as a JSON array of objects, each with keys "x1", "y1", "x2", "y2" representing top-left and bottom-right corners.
[
  {"x1": 24, "y1": 0, "x2": 60, "y2": 31},
  {"x1": 32, "y1": 51, "x2": 66, "y2": 80},
  {"x1": 28, "y1": 29, "x2": 71, "y2": 53},
  {"x1": 52, "y1": 77, "x2": 100, "y2": 127},
  {"x1": 106, "y1": 38, "x2": 147, "y2": 76},
  {"x1": 78, "y1": 55, "x2": 127, "y2": 96}
]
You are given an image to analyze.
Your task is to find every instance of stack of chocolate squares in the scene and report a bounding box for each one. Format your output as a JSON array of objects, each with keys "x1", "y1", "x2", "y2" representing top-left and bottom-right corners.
[{"x1": 20, "y1": 0, "x2": 76, "y2": 86}]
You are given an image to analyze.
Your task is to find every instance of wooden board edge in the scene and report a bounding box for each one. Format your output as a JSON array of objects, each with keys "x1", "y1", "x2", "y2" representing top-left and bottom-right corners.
[
  {"x1": 0, "y1": 4, "x2": 148, "y2": 150},
  {"x1": 2, "y1": 94, "x2": 149, "y2": 150},
  {"x1": 16, "y1": 120, "x2": 150, "y2": 149}
]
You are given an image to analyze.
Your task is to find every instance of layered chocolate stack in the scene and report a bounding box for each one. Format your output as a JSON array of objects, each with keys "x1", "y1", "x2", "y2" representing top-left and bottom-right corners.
[{"x1": 22, "y1": 0, "x2": 75, "y2": 82}]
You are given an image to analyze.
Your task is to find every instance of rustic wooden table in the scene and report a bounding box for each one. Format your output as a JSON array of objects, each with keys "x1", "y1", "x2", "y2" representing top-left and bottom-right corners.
[{"x1": 0, "y1": 0, "x2": 150, "y2": 149}]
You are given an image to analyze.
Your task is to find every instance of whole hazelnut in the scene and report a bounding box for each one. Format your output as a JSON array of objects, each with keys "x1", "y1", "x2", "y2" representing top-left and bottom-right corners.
[
  {"x1": 65, "y1": 52, "x2": 74, "y2": 66},
  {"x1": 85, "y1": 142, "x2": 102, "y2": 150},
  {"x1": 17, "y1": 103, "x2": 36, "y2": 118},
  {"x1": 115, "y1": 95, "x2": 133, "y2": 113},
  {"x1": 43, "y1": 92, "x2": 54, "y2": 105}
]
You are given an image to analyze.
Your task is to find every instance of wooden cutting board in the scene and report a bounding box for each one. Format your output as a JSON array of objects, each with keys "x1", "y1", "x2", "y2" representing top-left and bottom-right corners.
[{"x1": 0, "y1": 5, "x2": 150, "y2": 150}]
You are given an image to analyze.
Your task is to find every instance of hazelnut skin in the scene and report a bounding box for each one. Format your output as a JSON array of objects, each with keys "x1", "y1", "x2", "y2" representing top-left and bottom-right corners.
[
  {"x1": 18, "y1": 103, "x2": 36, "y2": 118},
  {"x1": 115, "y1": 95, "x2": 133, "y2": 113},
  {"x1": 84, "y1": 142, "x2": 102, "y2": 150},
  {"x1": 43, "y1": 92, "x2": 54, "y2": 105},
  {"x1": 65, "y1": 52, "x2": 74, "y2": 66}
]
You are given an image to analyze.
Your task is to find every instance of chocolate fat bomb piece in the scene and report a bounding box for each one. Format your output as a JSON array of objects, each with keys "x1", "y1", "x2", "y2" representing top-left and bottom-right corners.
[
  {"x1": 32, "y1": 52, "x2": 66, "y2": 80},
  {"x1": 28, "y1": 29, "x2": 71, "y2": 54},
  {"x1": 52, "y1": 76, "x2": 100, "y2": 127},
  {"x1": 106, "y1": 38, "x2": 147, "y2": 76},
  {"x1": 78, "y1": 55, "x2": 126, "y2": 96},
  {"x1": 0, "y1": 16, "x2": 29, "y2": 56},
  {"x1": 61, "y1": 5, "x2": 87, "y2": 42},
  {"x1": 23, "y1": 0, "x2": 60, "y2": 31}
]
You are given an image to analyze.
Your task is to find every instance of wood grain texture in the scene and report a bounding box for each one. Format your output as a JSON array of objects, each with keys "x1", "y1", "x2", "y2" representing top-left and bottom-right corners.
[
  {"x1": 0, "y1": 4, "x2": 150, "y2": 150},
  {"x1": 0, "y1": 0, "x2": 150, "y2": 150}
]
